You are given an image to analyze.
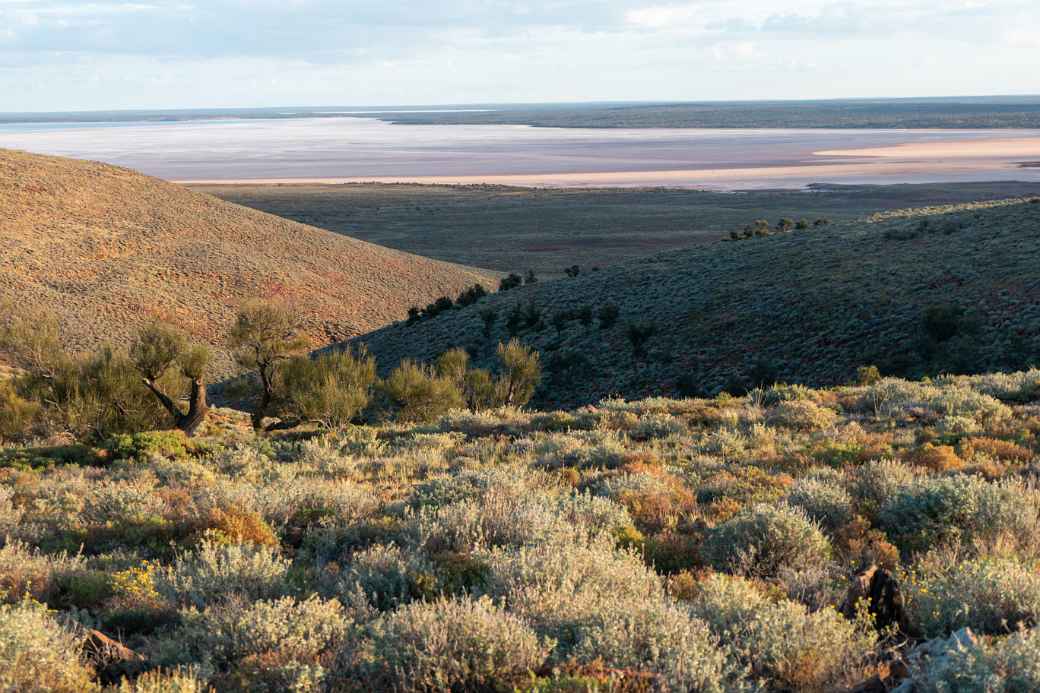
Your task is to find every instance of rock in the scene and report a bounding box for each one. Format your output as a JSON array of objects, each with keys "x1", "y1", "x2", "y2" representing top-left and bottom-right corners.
[
  {"x1": 840, "y1": 564, "x2": 912, "y2": 636},
  {"x1": 83, "y1": 629, "x2": 146, "y2": 685}
]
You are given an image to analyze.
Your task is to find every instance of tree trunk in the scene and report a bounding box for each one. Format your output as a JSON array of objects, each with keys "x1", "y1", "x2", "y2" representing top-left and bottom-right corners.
[{"x1": 176, "y1": 378, "x2": 208, "y2": 437}]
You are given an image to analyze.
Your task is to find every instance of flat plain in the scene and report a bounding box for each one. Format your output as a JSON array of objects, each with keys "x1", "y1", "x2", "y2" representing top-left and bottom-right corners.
[{"x1": 197, "y1": 181, "x2": 1040, "y2": 276}]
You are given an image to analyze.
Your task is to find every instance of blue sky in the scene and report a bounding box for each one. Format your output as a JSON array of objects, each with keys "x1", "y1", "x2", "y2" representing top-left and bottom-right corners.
[{"x1": 2, "y1": 0, "x2": 1038, "y2": 111}]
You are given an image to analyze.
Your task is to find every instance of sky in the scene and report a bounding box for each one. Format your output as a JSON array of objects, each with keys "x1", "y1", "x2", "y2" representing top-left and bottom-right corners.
[{"x1": 1, "y1": 0, "x2": 1038, "y2": 112}]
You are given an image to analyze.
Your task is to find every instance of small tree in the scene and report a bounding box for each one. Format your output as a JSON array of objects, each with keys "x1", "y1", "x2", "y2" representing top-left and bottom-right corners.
[
  {"x1": 777, "y1": 218, "x2": 795, "y2": 232},
  {"x1": 130, "y1": 323, "x2": 212, "y2": 436},
  {"x1": 598, "y1": 304, "x2": 620, "y2": 329},
  {"x1": 524, "y1": 270, "x2": 538, "y2": 285},
  {"x1": 499, "y1": 274, "x2": 523, "y2": 291},
  {"x1": 564, "y1": 265, "x2": 581, "y2": 278},
  {"x1": 435, "y1": 348, "x2": 470, "y2": 391},
  {"x1": 229, "y1": 301, "x2": 309, "y2": 429},
  {"x1": 495, "y1": 339, "x2": 541, "y2": 408},
  {"x1": 626, "y1": 321, "x2": 656, "y2": 360},
  {"x1": 480, "y1": 308, "x2": 498, "y2": 338}
]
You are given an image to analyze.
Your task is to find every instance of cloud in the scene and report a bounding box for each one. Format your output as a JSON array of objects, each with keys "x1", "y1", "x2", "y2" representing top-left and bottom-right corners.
[{"x1": 0, "y1": 0, "x2": 1036, "y2": 110}]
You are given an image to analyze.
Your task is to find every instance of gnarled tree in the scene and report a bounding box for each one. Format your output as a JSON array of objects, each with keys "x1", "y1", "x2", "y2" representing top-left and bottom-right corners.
[{"x1": 129, "y1": 323, "x2": 212, "y2": 436}]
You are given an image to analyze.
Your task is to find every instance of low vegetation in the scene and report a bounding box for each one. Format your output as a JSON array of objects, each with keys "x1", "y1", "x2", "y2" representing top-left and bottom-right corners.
[{"x1": 2, "y1": 371, "x2": 1039, "y2": 690}]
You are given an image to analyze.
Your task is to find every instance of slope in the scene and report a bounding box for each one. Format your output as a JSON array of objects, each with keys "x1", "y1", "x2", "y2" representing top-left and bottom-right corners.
[
  {"x1": 0, "y1": 149, "x2": 494, "y2": 377},
  {"x1": 347, "y1": 197, "x2": 1040, "y2": 408}
]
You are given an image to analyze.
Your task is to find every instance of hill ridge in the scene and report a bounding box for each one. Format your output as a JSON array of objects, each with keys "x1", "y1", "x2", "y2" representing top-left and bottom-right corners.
[{"x1": 0, "y1": 148, "x2": 495, "y2": 377}]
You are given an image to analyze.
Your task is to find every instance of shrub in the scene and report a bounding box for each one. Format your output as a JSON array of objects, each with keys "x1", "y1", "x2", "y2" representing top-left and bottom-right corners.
[
  {"x1": 878, "y1": 476, "x2": 1040, "y2": 555},
  {"x1": 0, "y1": 379, "x2": 39, "y2": 442},
  {"x1": 496, "y1": 339, "x2": 542, "y2": 408},
  {"x1": 350, "y1": 596, "x2": 550, "y2": 691},
  {"x1": 479, "y1": 307, "x2": 498, "y2": 337},
  {"x1": 766, "y1": 399, "x2": 838, "y2": 431},
  {"x1": 847, "y1": 459, "x2": 917, "y2": 520},
  {"x1": 171, "y1": 596, "x2": 349, "y2": 679},
  {"x1": 156, "y1": 539, "x2": 292, "y2": 609},
  {"x1": 625, "y1": 322, "x2": 656, "y2": 360},
  {"x1": 701, "y1": 503, "x2": 832, "y2": 578},
  {"x1": 903, "y1": 626, "x2": 1040, "y2": 691},
  {"x1": 0, "y1": 540, "x2": 87, "y2": 604},
  {"x1": 597, "y1": 304, "x2": 620, "y2": 329},
  {"x1": 481, "y1": 542, "x2": 664, "y2": 653},
  {"x1": 339, "y1": 543, "x2": 433, "y2": 611},
  {"x1": 785, "y1": 477, "x2": 854, "y2": 531},
  {"x1": 382, "y1": 360, "x2": 464, "y2": 423},
  {"x1": 569, "y1": 602, "x2": 737, "y2": 692},
  {"x1": 455, "y1": 283, "x2": 487, "y2": 307},
  {"x1": 688, "y1": 573, "x2": 875, "y2": 691},
  {"x1": 0, "y1": 600, "x2": 98, "y2": 692},
  {"x1": 961, "y1": 437, "x2": 1034, "y2": 464},
  {"x1": 856, "y1": 365, "x2": 882, "y2": 386},
  {"x1": 909, "y1": 444, "x2": 965, "y2": 472},
  {"x1": 278, "y1": 349, "x2": 377, "y2": 428},
  {"x1": 923, "y1": 304, "x2": 974, "y2": 343},
  {"x1": 114, "y1": 668, "x2": 210, "y2": 692},
  {"x1": 904, "y1": 551, "x2": 1040, "y2": 637},
  {"x1": 499, "y1": 273, "x2": 523, "y2": 291}
]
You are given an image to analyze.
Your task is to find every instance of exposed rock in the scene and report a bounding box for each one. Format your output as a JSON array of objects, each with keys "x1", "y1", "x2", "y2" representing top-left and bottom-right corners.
[
  {"x1": 83, "y1": 628, "x2": 147, "y2": 685},
  {"x1": 841, "y1": 564, "x2": 912, "y2": 636}
]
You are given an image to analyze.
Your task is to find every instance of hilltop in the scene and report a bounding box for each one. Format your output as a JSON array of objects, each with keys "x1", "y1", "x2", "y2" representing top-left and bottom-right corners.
[
  {"x1": 0, "y1": 149, "x2": 494, "y2": 377},
  {"x1": 347, "y1": 197, "x2": 1040, "y2": 408}
]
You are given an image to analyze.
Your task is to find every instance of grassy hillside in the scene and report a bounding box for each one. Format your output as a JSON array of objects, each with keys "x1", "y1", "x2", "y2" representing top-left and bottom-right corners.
[
  {"x1": 197, "y1": 181, "x2": 1040, "y2": 278},
  {"x1": 347, "y1": 197, "x2": 1040, "y2": 408},
  {"x1": 3, "y1": 372, "x2": 1040, "y2": 690},
  {"x1": 0, "y1": 149, "x2": 494, "y2": 377}
]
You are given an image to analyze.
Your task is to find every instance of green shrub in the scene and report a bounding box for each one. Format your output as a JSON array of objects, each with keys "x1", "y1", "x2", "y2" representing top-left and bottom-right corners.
[
  {"x1": 904, "y1": 552, "x2": 1040, "y2": 637},
  {"x1": 496, "y1": 339, "x2": 542, "y2": 408},
  {"x1": 106, "y1": 430, "x2": 191, "y2": 462},
  {"x1": 847, "y1": 459, "x2": 917, "y2": 520},
  {"x1": 0, "y1": 379, "x2": 39, "y2": 442},
  {"x1": 701, "y1": 503, "x2": 832, "y2": 578},
  {"x1": 499, "y1": 273, "x2": 523, "y2": 291},
  {"x1": 351, "y1": 596, "x2": 550, "y2": 691},
  {"x1": 278, "y1": 349, "x2": 377, "y2": 428},
  {"x1": 382, "y1": 360, "x2": 464, "y2": 423},
  {"x1": 597, "y1": 304, "x2": 620, "y2": 329},
  {"x1": 0, "y1": 600, "x2": 98, "y2": 692}
]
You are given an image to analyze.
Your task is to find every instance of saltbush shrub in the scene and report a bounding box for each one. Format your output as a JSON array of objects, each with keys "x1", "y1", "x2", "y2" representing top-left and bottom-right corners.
[
  {"x1": 701, "y1": 503, "x2": 832, "y2": 578},
  {"x1": 904, "y1": 551, "x2": 1040, "y2": 637},
  {"x1": 0, "y1": 600, "x2": 98, "y2": 692},
  {"x1": 878, "y1": 475, "x2": 1040, "y2": 555},
  {"x1": 687, "y1": 573, "x2": 876, "y2": 692},
  {"x1": 350, "y1": 596, "x2": 550, "y2": 691},
  {"x1": 155, "y1": 539, "x2": 292, "y2": 609}
]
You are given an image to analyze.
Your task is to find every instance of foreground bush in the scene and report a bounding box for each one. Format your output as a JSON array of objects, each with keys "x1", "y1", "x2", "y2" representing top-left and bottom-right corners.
[
  {"x1": 904, "y1": 626, "x2": 1040, "y2": 692},
  {"x1": 878, "y1": 475, "x2": 1040, "y2": 555},
  {"x1": 349, "y1": 596, "x2": 550, "y2": 691},
  {"x1": 570, "y1": 602, "x2": 738, "y2": 692},
  {"x1": 701, "y1": 503, "x2": 832, "y2": 578},
  {"x1": 0, "y1": 600, "x2": 98, "y2": 692},
  {"x1": 155, "y1": 539, "x2": 292, "y2": 609},
  {"x1": 904, "y1": 551, "x2": 1040, "y2": 637},
  {"x1": 687, "y1": 573, "x2": 876, "y2": 692}
]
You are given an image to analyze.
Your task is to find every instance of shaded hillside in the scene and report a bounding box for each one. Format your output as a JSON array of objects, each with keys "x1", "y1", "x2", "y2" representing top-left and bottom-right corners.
[
  {"x1": 347, "y1": 197, "x2": 1040, "y2": 408},
  {"x1": 0, "y1": 149, "x2": 494, "y2": 377}
]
